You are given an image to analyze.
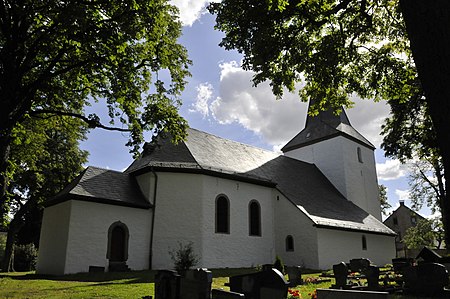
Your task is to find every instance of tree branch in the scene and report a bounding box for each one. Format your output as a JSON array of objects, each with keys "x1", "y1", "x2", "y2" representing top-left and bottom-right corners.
[{"x1": 29, "y1": 109, "x2": 132, "y2": 132}]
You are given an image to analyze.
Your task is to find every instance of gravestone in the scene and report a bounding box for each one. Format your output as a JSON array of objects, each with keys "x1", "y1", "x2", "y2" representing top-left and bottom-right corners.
[
  {"x1": 228, "y1": 267, "x2": 288, "y2": 299},
  {"x1": 403, "y1": 262, "x2": 449, "y2": 296},
  {"x1": 211, "y1": 289, "x2": 245, "y2": 299},
  {"x1": 349, "y1": 258, "x2": 371, "y2": 273},
  {"x1": 180, "y1": 268, "x2": 213, "y2": 299},
  {"x1": 364, "y1": 266, "x2": 380, "y2": 291},
  {"x1": 332, "y1": 262, "x2": 349, "y2": 289},
  {"x1": 392, "y1": 258, "x2": 413, "y2": 274},
  {"x1": 155, "y1": 270, "x2": 181, "y2": 299},
  {"x1": 285, "y1": 266, "x2": 303, "y2": 286}
]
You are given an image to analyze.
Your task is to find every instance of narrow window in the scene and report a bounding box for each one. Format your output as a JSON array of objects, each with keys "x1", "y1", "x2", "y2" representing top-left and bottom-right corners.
[
  {"x1": 249, "y1": 200, "x2": 261, "y2": 236},
  {"x1": 216, "y1": 195, "x2": 230, "y2": 234},
  {"x1": 411, "y1": 216, "x2": 417, "y2": 226},
  {"x1": 357, "y1": 147, "x2": 363, "y2": 163},
  {"x1": 362, "y1": 235, "x2": 367, "y2": 250},
  {"x1": 393, "y1": 217, "x2": 398, "y2": 226},
  {"x1": 286, "y1": 235, "x2": 294, "y2": 252}
]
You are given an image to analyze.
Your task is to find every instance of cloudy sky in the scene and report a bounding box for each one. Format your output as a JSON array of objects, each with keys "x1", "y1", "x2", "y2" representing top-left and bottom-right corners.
[{"x1": 81, "y1": 1, "x2": 429, "y2": 219}]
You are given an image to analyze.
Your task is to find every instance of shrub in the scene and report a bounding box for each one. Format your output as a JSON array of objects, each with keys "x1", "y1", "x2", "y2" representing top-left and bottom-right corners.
[
  {"x1": 169, "y1": 241, "x2": 199, "y2": 275},
  {"x1": 274, "y1": 255, "x2": 285, "y2": 274},
  {"x1": 13, "y1": 243, "x2": 38, "y2": 271}
]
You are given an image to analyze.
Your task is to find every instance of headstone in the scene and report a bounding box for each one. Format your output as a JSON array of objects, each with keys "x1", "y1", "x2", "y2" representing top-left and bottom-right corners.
[
  {"x1": 211, "y1": 289, "x2": 245, "y2": 299},
  {"x1": 155, "y1": 270, "x2": 181, "y2": 299},
  {"x1": 416, "y1": 246, "x2": 442, "y2": 263},
  {"x1": 392, "y1": 258, "x2": 413, "y2": 274},
  {"x1": 349, "y1": 258, "x2": 371, "y2": 273},
  {"x1": 403, "y1": 262, "x2": 449, "y2": 296},
  {"x1": 316, "y1": 288, "x2": 389, "y2": 299},
  {"x1": 180, "y1": 268, "x2": 213, "y2": 299},
  {"x1": 285, "y1": 266, "x2": 303, "y2": 286},
  {"x1": 332, "y1": 262, "x2": 349, "y2": 289},
  {"x1": 364, "y1": 266, "x2": 380, "y2": 291},
  {"x1": 228, "y1": 267, "x2": 288, "y2": 299}
]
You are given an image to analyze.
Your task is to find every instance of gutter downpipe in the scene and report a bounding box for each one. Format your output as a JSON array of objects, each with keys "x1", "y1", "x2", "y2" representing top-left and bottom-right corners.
[{"x1": 149, "y1": 168, "x2": 158, "y2": 270}]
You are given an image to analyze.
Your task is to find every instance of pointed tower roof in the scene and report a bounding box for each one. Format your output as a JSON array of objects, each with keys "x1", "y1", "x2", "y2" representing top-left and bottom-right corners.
[{"x1": 282, "y1": 100, "x2": 374, "y2": 152}]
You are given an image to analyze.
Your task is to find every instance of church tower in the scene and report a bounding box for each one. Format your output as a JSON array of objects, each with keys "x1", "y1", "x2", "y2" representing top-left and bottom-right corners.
[{"x1": 282, "y1": 100, "x2": 382, "y2": 220}]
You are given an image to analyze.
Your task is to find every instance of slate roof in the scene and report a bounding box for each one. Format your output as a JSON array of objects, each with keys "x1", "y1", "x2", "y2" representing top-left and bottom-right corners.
[
  {"x1": 127, "y1": 128, "x2": 394, "y2": 235},
  {"x1": 46, "y1": 166, "x2": 150, "y2": 209},
  {"x1": 282, "y1": 101, "x2": 374, "y2": 152}
]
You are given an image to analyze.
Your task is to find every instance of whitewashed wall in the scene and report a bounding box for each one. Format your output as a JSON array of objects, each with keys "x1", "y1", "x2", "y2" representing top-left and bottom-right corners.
[
  {"x1": 201, "y1": 175, "x2": 276, "y2": 268},
  {"x1": 273, "y1": 193, "x2": 319, "y2": 269},
  {"x1": 317, "y1": 228, "x2": 396, "y2": 270},
  {"x1": 285, "y1": 136, "x2": 381, "y2": 220},
  {"x1": 36, "y1": 201, "x2": 72, "y2": 275},
  {"x1": 37, "y1": 199, "x2": 152, "y2": 275},
  {"x1": 148, "y1": 172, "x2": 277, "y2": 270}
]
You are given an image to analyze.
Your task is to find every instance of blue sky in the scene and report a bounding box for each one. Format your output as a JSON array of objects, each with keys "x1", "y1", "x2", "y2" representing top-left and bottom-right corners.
[{"x1": 80, "y1": 2, "x2": 430, "y2": 219}]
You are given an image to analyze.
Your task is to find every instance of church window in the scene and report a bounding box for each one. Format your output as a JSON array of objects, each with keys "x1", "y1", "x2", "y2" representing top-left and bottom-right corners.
[
  {"x1": 249, "y1": 200, "x2": 261, "y2": 236},
  {"x1": 411, "y1": 215, "x2": 417, "y2": 226},
  {"x1": 286, "y1": 235, "x2": 294, "y2": 251},
  {"x1": 362, "y1": 235, "x2": 367, "y2": 250},
  {"x1": 393, "y1": 216, "x2": 398, "y2": 225},
  {"x1": 216, "y1": 195, "x2": 230, "y2": 234},
  {"x1": 357, "y1": 147, "x2": 363, "y2": 163}
]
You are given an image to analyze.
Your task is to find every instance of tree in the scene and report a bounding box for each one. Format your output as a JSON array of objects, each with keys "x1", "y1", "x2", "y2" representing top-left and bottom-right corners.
[
  {"x1": 1, "y1": 114, "x2": 88, "y2": 271},
  {"x1": 208, "y1": 0, "x2": 450, "y2": 248},
  {"x1": 403, "y1": 218, "x2": 443, "y2": 250},
  {"x1": 0, "y1": 0, "x2": 191, "y2": 226},
  {"x1": 379, "y1": 184, "x2": 391, "y2": 217}
]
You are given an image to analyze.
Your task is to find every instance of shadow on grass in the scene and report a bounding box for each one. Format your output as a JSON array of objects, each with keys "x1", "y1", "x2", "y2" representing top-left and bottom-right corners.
[{"x1": 0, "y1": 270, "x2": 157, "y2": 283}]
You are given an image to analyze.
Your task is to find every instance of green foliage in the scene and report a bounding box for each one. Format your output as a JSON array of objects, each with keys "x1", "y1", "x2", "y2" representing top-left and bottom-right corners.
[
  {"x1": 13, "y1": 243, "x2": 38, "y2": 272},
  {"x1": 273, "y1": 255, "x2": 285, "y2": 274},
  {"x1": 403, "y1": 218, "x2": 436, "y2": 249},
  {"x1": 209, "y1": 0, "x2": 416, "y2": 112},
  {"x1": 0, "y1": 0, "x2": 191, "y2": 153},
  {"x1": 379, "y1": 184, "x2": 391, "y2": 216},
  {"x1": 169, "y1": 241, "x2": 199, "y2": 275}
]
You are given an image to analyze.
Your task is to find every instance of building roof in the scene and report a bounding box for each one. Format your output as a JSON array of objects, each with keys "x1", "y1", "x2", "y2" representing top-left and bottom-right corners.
[
  {"x1": 46, "y1": 166, "x2": 150, "y2": 209},
  {"x1": 128, "y1": 128, "x2": 394, "y2": 235},
  {"x1": 282, "y1": 101, "x2": 374, "y2": 152}
]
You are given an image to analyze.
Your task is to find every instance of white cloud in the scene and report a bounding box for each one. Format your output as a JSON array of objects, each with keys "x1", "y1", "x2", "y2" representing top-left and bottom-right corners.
[
  {"x1": 395, "y1": 189, "x2": 410, "y2": 202},
  {"x1": 190, "y1": 82, "x2": 214, "y2": 117},
  {"x1": 170, "y1": 0, "x2": 210, "y2": 26},
  {"x1": 377, "y1": 159, "x2": 409, "y2": 181},
  {"x1": 209, "y1": 61, "x2": 307, "y2": 147}
]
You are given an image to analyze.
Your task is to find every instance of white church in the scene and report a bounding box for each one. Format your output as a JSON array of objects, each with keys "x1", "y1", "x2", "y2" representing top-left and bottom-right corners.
[{"x1": 36, "y1": 101, "x2": 396, "y2": 275}]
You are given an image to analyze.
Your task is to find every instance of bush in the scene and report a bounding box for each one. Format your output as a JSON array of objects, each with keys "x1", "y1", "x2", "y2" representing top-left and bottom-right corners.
[
  {"x1": 13, "y1": 243, "x2": 38, "y2": 271},
  {"x1": 169, "y1": 241, "x2": 199, "y2": 275},
  {"x1": 274, "y1": 255, "x2": 285, "y2": 274}
]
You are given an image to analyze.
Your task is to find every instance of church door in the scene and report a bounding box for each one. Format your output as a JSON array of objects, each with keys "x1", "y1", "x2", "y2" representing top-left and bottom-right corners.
[{"x1": 110, "y1": 226, "x2": 126, "y2": 262}]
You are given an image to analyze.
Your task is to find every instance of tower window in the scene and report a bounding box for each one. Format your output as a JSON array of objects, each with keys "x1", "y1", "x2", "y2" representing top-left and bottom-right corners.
[
  {"x1": 362, "y1": 235, "x2": 367, "y2": 250},
  {"x1": 357, "y1": 147, "x2": 363, "y2": 163},
  {"x1": 393, "y1": 217, "x2": 398, "y2": 226}
]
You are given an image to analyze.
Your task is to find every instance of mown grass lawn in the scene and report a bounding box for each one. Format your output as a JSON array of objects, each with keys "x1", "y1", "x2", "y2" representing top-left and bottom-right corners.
[{"x1": 0, "y1": 268, "x2": 331, "y2": 299}]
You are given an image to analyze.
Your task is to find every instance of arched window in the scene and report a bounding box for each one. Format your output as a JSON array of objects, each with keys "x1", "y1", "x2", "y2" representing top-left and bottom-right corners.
[
  {"x1": 107, "y1": 221, "x2": 129, "y2": 262},
  {"x1": 362, "y1": 235, "x2": 367, "y2": 250},
  {"x1": 286, "y1": 235, "x2": 294, "y2": 252},
  {"x1": 357, "y1": 147, "x2": 363, "y2": 163},
  {"x1": 249, "y1": 200, "x2": 261, "y2": 236},
  {"x1": 216, "y1": 195, "x2": 230, "y2": 234}
]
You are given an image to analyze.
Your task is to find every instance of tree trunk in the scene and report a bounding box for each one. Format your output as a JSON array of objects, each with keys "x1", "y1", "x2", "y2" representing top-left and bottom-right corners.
[
  {"x1": 0, "y1": 133, "x2": 11, "y2": 229},
  {"x1": 400, "y1": 0, "x2": 450, "y2": 250},
  {"x1": 2, "y1": 226, "x2": 16, "y2": 272}
]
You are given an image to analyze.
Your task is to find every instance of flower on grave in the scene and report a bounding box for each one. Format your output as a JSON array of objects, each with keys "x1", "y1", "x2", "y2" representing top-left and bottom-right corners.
[
  {"x1": 308, "y1": 289, "x2": 317, "y2": 299},
  {"x1": 288, "y1": 288, "x2": 302, "y2": 298}
]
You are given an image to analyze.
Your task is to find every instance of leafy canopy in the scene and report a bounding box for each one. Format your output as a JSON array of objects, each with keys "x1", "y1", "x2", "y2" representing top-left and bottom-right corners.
[
  {"x1": 208, "y1": 0, "x2": 419, "y2": 113},
  {"x1": 0, "y1": 0, "x2": 191, "y2": 153}
]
